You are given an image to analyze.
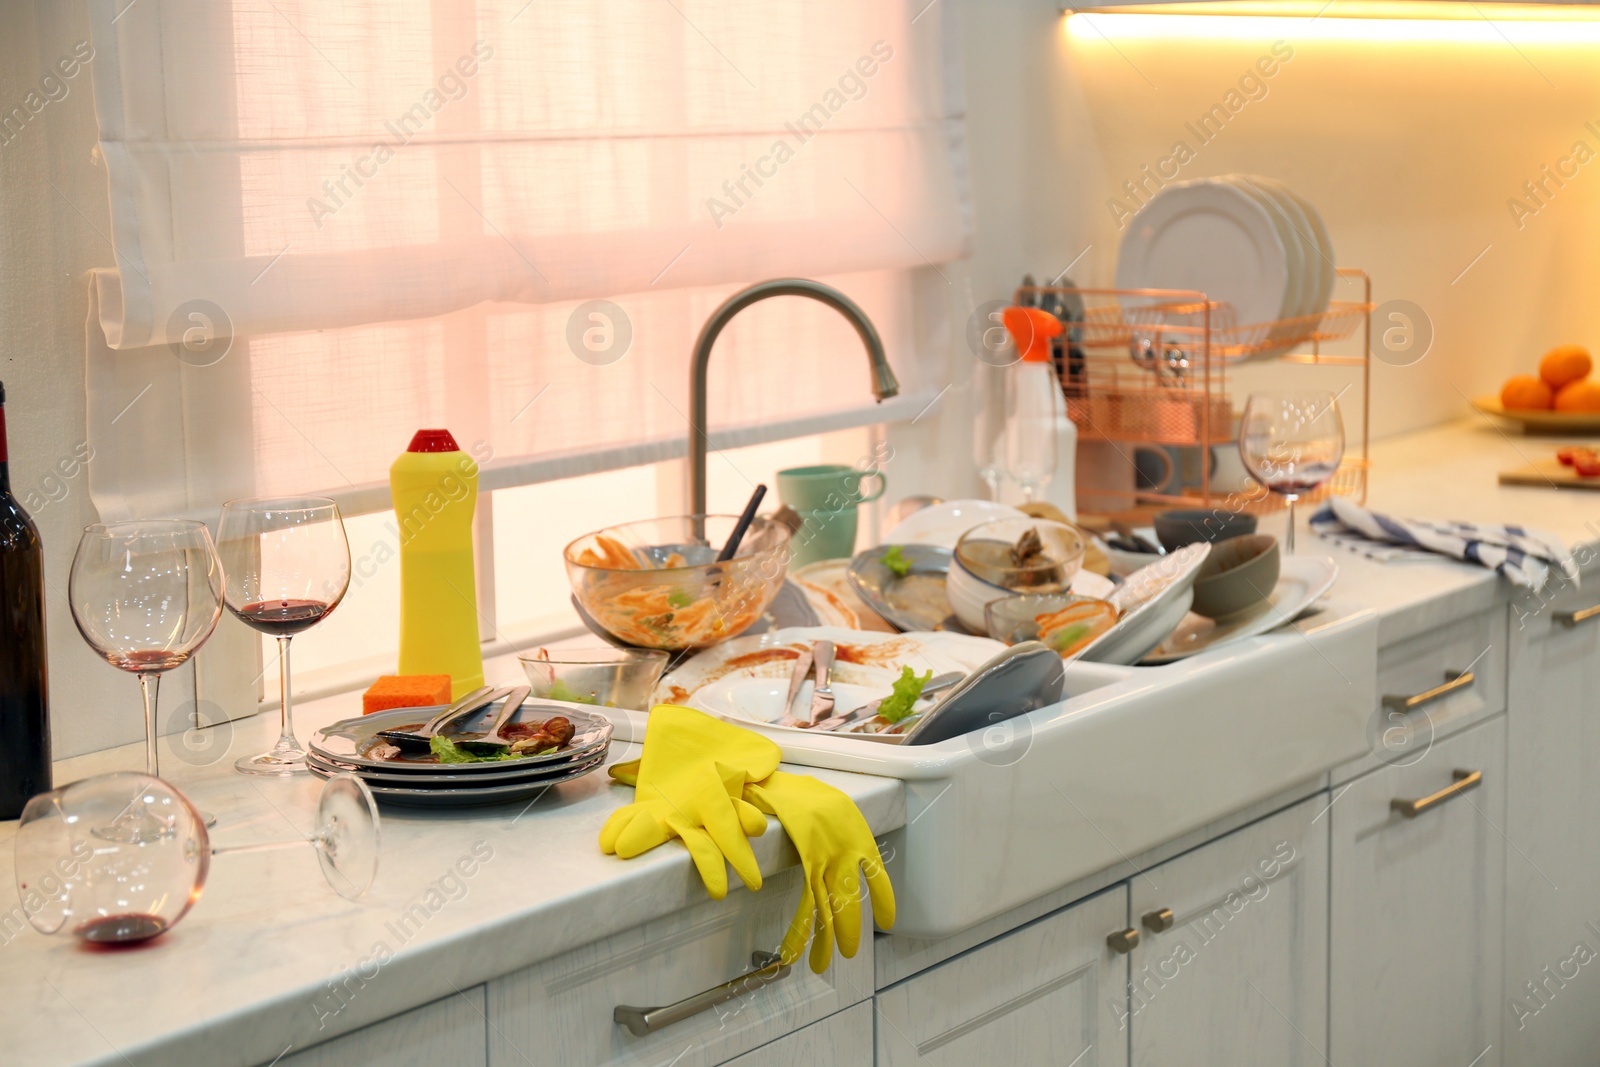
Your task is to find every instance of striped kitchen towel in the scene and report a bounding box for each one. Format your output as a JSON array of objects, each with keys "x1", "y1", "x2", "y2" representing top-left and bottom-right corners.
[{"x1": 1310, "y1": 496, "x2": 1576, "y2": 592}]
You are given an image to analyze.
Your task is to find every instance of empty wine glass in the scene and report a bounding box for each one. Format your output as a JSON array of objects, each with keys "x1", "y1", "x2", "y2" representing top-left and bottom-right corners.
[
  {"x1": 218, "y1": 497, "x2": 350, "y2": 776},
  {"x1": 1238, "y1": 390, "x2": 1345, "y2": 554},
  {"x1": 14, "y1": 771, "x2": 379, "y2": 945},
  {"x1": 69, "y1": 520, "x2": 224, "y2": 786}
]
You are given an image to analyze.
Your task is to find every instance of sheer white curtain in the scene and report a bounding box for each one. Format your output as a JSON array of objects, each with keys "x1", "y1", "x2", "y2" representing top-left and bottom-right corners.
[{"x1": 83, "y1": 0, "x2": 972, "y2": 521}]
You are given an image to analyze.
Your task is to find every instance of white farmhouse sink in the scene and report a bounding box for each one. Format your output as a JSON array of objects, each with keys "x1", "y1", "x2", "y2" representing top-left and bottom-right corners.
[
  {"x1": 742, "y1": 604, "x2": 1378, "y2": 938},
  {"x1": 608, "y1": 604, "x2": 1377, "y2": 939}
]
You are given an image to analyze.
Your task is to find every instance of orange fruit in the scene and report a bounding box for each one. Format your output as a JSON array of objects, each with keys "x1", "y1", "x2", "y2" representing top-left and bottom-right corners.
[
  {"x1": 1554, "y1": 378, "x2": 1600, "y2": 412},
  {"x1": 1540, "y1": 344, "x2": 1593, "y2": 389},
  {"x1": 1501, "y1": 374, "x2": 1554, "y2": 410}
]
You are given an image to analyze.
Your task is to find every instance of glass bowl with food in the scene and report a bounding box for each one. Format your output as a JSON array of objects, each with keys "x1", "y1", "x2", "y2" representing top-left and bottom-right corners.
[
  {"x1": 518, "y1": 647, "x2": 670, "y2": 709},
  {"x1": 947, "y1": 518, "x2": 1086, "y2": 633},
  {"x1": 984, "y1": 592, "x2": 1119, "y2": 659},
  {"x1": 564, "y1": 516, "x2": 791, "y2": 651}
]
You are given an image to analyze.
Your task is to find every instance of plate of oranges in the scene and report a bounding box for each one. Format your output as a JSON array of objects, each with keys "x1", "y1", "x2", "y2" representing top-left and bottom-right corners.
[{"x1": 1474, "y1": 344, "x2": 1600, "y2": 434}]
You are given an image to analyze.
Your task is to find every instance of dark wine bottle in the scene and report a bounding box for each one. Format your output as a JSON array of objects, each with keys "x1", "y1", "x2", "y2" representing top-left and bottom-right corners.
[{"x1": 0, "y1": 381, "x2": 51, "y2": 818}]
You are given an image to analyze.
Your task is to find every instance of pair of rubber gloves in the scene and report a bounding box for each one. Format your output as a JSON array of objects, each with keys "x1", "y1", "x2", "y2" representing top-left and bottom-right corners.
[{"x1": 599, "y1": 705, "x2": 895, "y2": 974}]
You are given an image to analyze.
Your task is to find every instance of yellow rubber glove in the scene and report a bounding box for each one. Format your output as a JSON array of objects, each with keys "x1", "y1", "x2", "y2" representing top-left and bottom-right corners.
[
  {"x1": 598, "y1": 706, "x2": 780, "y2": 900},
  {"x1": 743, "y1": 769, "x2": 896, "y2": 974}
]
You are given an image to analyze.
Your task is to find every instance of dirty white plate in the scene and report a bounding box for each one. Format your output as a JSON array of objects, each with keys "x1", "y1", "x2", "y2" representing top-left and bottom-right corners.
[
  {"x1": 1078, "y1": 542, "x2": 1211, "y2": 666},
  {"x1": 884, "y1": 499, "x2": 1029, "y2": 549},
  {"x1": 1142, "y1": 556, "x2": 1338, "y2": 664},
  {"x1": 655, "y1": 626, "x2": 1002, "y2": 711}
]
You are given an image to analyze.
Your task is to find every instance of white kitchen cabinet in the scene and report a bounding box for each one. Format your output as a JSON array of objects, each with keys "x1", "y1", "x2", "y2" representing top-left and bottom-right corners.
[
  {"x1": 1503, "y1": 590, "x2": 1600, "y2": 1067},
  {"x1": 1330, "y1": 715, "x2": 1506, "y2": 1067},
  {"x1": 717, "y1": 1002, "x2": 873, "y2": 1066},
  {"x1": 485, "y1": 865, "x2": 871, "y2": 1067},
  {"x1": 271, "y1": 986, "x2": 487, "y2": 1067},
  {"x1": 1128, "y1": 796, "x2": 1329, "y2": 1066},
  {"x1": 875, "y1": 885, "x2": 1128, "y2": 1067}
]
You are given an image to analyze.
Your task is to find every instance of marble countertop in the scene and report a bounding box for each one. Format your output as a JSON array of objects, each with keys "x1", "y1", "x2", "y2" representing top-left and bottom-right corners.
[
  {"x1": 7, "y1": 415, "x2": 1598, "y2": 1066},
  {"x1": 0, "y1": 688, "x2": 903, "y2": 1067},
  {"x1": 1288, "y1": 416, "x2": 1600, "y2": 642}
]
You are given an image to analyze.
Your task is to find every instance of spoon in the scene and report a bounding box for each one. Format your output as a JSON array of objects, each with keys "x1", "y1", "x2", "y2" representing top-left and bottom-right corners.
[
  {"x1": 375, "y1": 686, "x2": 504, "y2": 752},
  {"x1": 717, "y1": 484, "x2": 768, "y2": 562},
  {"x1": 454, "y1": 685, "x2": 533, "y2": 756}
]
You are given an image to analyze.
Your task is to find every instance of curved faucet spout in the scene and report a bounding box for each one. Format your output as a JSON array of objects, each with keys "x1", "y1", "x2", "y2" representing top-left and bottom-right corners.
[{"x1": 688, "y1": 279, "x2": 899, "y2": 518}]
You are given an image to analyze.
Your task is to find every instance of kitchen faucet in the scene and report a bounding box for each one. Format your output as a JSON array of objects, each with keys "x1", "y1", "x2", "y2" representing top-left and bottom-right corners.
[{"x1": 687, "y1": 278, "x2": 899, "y2": 519}]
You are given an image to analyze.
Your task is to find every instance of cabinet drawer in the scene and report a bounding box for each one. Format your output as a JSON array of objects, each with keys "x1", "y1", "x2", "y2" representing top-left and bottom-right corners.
[
  {"x1": 1329, "y1": 715, "x2": 1505, "y2": 1067},
  {"x1": 486, "y1": 865, "x2": 871, "y2": 1067},
  {"x1": 718, "y1": 1003, "x2": 873, "y2": 1066},
  {"x1": 1334, "y1": 607, "x2": 1505, "y2": 785},
  {"x1": 273, "y1": 988, "x2": 486, "y2": 1067},
  {"x1": 876, "y1": 886, "x2": 1128, "y2": 1067}
]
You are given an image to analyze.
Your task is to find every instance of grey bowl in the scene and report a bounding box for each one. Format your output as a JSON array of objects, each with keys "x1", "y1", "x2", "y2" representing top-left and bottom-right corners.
[
  {"x1": 1153, "y1": 508, "x2": 1258, "y2": 552},
  {"x1": 1189, "y1": 534, "x2": 1280, "y2": 620}
]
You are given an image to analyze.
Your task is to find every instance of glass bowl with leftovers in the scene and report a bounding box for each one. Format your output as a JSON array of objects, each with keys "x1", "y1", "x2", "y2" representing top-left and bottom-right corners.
[
  {"x1": 564, "y1": 515, "x2": 790, "y2": 651},
  {"x1": 518, "y1": 647, "x2": 670, "y2": 709},
  {"x1": 984, "y1": 592, "x2": 1119, "y2": 658}
]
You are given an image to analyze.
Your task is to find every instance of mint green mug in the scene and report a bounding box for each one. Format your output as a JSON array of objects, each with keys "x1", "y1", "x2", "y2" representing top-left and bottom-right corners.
[
  {"x1": 777, "y1": 464, "x2": 886, "y2": 567},
  {"x1": 776, "y1": 464, "x2": 886, "y2": 512}
]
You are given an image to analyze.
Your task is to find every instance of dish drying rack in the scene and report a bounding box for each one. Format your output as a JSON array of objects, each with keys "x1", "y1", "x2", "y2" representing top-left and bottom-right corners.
[{"x1": 1017, "y1": 267, "x2": 1374, "y2": 520}]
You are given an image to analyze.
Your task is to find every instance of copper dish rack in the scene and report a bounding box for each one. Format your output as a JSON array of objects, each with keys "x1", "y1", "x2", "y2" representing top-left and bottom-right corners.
[{"x1": 1017, "y1": 267, "x2": 1374, "y2": 519}]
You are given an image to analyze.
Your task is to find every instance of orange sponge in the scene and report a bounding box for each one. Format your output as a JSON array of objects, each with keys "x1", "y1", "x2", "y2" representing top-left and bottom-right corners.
[{"x1": 363, "y1": 675, "x2": 451, "y2": 714}]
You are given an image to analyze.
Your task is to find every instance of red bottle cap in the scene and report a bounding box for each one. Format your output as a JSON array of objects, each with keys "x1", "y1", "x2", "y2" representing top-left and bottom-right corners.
[
  {"x1": 1001, "y1": 307, "x2": 1064, "y2": 364},
  {"x1": 406, "y1": 428, "x2": 461, "y2": 453}
]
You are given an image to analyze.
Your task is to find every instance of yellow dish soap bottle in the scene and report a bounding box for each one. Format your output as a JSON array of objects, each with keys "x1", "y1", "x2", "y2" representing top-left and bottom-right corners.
[{"x1": 390, "y1": 429, "x2": 484, "y2": 699}]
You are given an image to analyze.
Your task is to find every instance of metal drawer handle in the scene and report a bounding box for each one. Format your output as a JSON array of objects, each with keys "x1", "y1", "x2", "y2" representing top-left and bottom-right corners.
[
  {"x1": 1107, "y1": 928, "x2": 1140, "y2": 954},
  {"x1": 1556, "y1": 603, "x2": 1600, "y2": 629},
  {"x1": 1391, "y1": 769, "x2": 1482, "y2": 819},
  {"x1": 614, "y1": 951, "x2": 791, "y2": 1037},
  {"x1": 1143, "y1": 908, "x2": 1175, "y2": 934},
  {"x1": 1381, "y1": 670, "x2": 1474, "y2": 715}
]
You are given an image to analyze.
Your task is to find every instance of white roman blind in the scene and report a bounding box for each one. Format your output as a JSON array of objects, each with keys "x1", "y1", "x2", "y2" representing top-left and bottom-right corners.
[{"x1": 82, "y1": 0, "x2": 972, "y2": 520}]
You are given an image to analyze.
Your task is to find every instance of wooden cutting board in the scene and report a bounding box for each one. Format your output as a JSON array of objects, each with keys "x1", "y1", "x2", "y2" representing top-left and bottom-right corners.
[{"x1": 1499, "y1": 459, "x2": 1600, "y2": 490}]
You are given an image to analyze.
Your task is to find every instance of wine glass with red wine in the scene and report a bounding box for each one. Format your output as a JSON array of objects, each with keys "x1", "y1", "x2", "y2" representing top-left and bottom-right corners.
[
  {"x1": 218, "y1": 497, "x2": 350, "y2": 776},
  {"x1": 69, "y1": 520, "x2": 225, "y2": 783},
  {"x1": 1238, "y1": 390, "x2": 1345, "y2": 554},
  {"x1": 14, "y1": 770, "x2": 379, "y2": 946}
]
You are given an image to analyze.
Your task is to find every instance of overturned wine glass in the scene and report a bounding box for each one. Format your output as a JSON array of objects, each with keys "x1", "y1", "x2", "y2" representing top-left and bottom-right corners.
[{"x1": 14, "y1": 771, "x2": 379, "y2": 946}]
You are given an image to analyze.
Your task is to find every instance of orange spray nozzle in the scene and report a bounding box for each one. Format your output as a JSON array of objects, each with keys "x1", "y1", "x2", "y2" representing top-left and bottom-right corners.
[{"x1": 1001, "y1": 307, "x2": 1064, "y2": 364}]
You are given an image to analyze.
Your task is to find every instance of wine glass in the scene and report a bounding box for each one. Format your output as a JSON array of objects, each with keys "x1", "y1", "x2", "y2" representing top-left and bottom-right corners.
[
  {"x1": 1238, "y1": 390, "x2": 1345, "y2": 554},
  {"x1": 13, "y1": 771, "x2": 379, "y2": 945},
  {"x1": 218, "y1": 497, "x2": 350, "y2": 777},
  {"x1": 69, "y1": 520, "x2": 224, "y2": 785}
]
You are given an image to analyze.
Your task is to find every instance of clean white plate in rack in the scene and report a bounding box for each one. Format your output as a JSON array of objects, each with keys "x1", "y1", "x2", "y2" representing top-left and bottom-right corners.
[{"x1": 1116, "y1": 179, "x2": 1290, "y2": 333}]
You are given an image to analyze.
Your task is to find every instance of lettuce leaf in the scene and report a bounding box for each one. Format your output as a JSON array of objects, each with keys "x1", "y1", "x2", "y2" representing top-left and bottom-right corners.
[
  {"x1": 430, "y1": 734, "x2": 526, "y2": 763},
  {"x1": 877, "y1": 666, "x2": 933, "y2": 724},
  {"x1": 883, "y1": 545, "x2": 911, "y2": 578}
]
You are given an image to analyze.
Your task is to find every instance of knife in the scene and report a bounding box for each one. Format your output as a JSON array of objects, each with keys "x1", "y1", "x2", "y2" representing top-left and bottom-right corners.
[
  {"x1": 776, "y1": 647, "x2": 815, "y2": 728},
  {"x1": 807, "y1": 641, "x2": 837, "y2": 725},
  {"x1": 808, "y1": 671, "x2": 964, "y2": 732}
]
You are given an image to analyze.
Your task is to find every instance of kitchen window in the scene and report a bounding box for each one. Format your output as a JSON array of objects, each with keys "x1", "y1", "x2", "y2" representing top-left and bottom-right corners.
[{"x1": 79, "y1": 0, "x2": 971, "y2": 703}]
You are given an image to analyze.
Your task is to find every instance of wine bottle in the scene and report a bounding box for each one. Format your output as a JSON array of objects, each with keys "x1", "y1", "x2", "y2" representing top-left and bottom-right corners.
[{"x1": 0, "y1": 381, "x2": 51, "y2": 818}]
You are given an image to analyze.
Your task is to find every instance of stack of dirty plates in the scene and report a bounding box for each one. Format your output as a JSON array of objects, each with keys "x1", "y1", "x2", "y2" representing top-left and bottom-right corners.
[
  {"x1": 1115, "y1": 174, "x2": 1336, "y2": 361},
  {"x1": 307, "y1": 700, "x2": 614, "y2": 808}
]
